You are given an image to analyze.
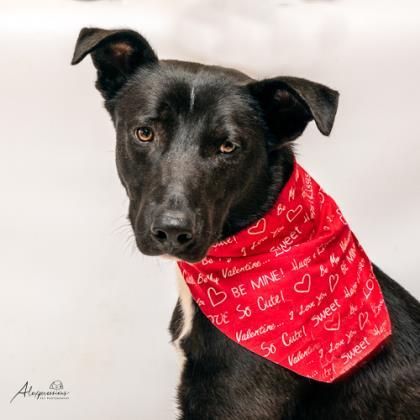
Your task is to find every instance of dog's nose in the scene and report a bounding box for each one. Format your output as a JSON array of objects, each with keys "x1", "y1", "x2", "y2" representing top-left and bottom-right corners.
[{"x1": 151, "y1": 210, "x2": 195, "y2": 250}]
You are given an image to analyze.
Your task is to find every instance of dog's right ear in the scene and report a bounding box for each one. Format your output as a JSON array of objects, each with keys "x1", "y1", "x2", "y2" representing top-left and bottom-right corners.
[
  {"x1": 71, "y1": 27, "x2": 158, "y2": 100},
  {"x1": 247, "y1": 76, "x2": 339, "y2": 147}
]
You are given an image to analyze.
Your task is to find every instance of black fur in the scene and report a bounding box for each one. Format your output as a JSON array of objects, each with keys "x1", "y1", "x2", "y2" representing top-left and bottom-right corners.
[{"x1": 72, "y1": 27, "x2": 420, "y2": 419}]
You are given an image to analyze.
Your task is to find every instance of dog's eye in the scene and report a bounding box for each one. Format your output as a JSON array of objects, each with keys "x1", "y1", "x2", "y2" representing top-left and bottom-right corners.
[
  {"x1": 219, "y1": 141, "x2": 237, "y2": 154},
  {"x1": 135, "y1": 127, "x2": 154, "y2": 142}
]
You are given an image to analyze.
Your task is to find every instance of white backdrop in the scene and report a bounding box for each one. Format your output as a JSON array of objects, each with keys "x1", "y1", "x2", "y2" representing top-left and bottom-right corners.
[{"x1": 1, "y1": 1, "x2": 419, "y2": 419}]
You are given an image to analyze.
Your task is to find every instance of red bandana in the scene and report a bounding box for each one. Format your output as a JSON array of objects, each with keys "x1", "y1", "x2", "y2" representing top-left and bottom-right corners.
[{"x1": 177, "y1": 161, "x2": 392, "y2": 382}]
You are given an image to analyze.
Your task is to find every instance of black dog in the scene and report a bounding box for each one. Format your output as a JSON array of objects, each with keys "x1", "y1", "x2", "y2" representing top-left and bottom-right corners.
[{"x1": 72, "y1": 28, "x2": 420, "y2": 419}]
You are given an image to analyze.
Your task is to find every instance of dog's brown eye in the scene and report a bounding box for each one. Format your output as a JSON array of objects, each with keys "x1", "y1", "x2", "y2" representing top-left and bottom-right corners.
[
  {"x1": 219, "y1": 141, "x2": 237, "y2": 154},
  {"x1": 136, "y1": 127, "x2": 154, "y2": 142}
]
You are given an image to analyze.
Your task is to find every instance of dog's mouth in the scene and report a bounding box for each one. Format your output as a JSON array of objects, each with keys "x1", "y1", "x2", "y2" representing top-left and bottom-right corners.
[
  {"x1": 158, "y1": 244, "x2": 210, "y2": 263},
  {"x1": 144, "y1": 246, "x2": 210, "y2": 264},
  {"x1": 165, "y1": 249, "x2": 209, "y2": 263},
  {"x1": 134, "y1": 232, "x2": 216, "y2": 264}
]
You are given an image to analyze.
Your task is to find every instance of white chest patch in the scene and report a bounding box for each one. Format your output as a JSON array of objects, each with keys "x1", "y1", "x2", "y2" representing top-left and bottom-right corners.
[{"x1": 174, "y1": 266, "x2": 194, "y2": 367}]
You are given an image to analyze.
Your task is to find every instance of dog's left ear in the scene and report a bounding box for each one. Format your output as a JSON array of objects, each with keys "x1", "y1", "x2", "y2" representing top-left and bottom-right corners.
[
  {"x1": 247, "y1": 76, "x2": 339, "y2": 146},
  {"x1": 71, "y1": 27, "x2": 158, "y2": 100}
]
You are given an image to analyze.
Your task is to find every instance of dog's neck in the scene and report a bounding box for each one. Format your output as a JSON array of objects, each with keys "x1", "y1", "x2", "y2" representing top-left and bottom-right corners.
[{"x1": 220, "y1": 147, "x2": 295, "y2": 239}]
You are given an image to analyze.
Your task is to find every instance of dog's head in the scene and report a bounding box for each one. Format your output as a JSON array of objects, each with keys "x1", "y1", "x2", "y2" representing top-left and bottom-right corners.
[{"x1": 72, "y1": 28, "x2": 339, "y2": 263}]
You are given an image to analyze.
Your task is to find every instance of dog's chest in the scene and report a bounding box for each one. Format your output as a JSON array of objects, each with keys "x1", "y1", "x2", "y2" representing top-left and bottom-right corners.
[
  {"x1": 173, "y1": 267, "x2": 195, "y2": 364},
  {"x1": 170, "y1": 268, "x2": 302, "y2": 419}
]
